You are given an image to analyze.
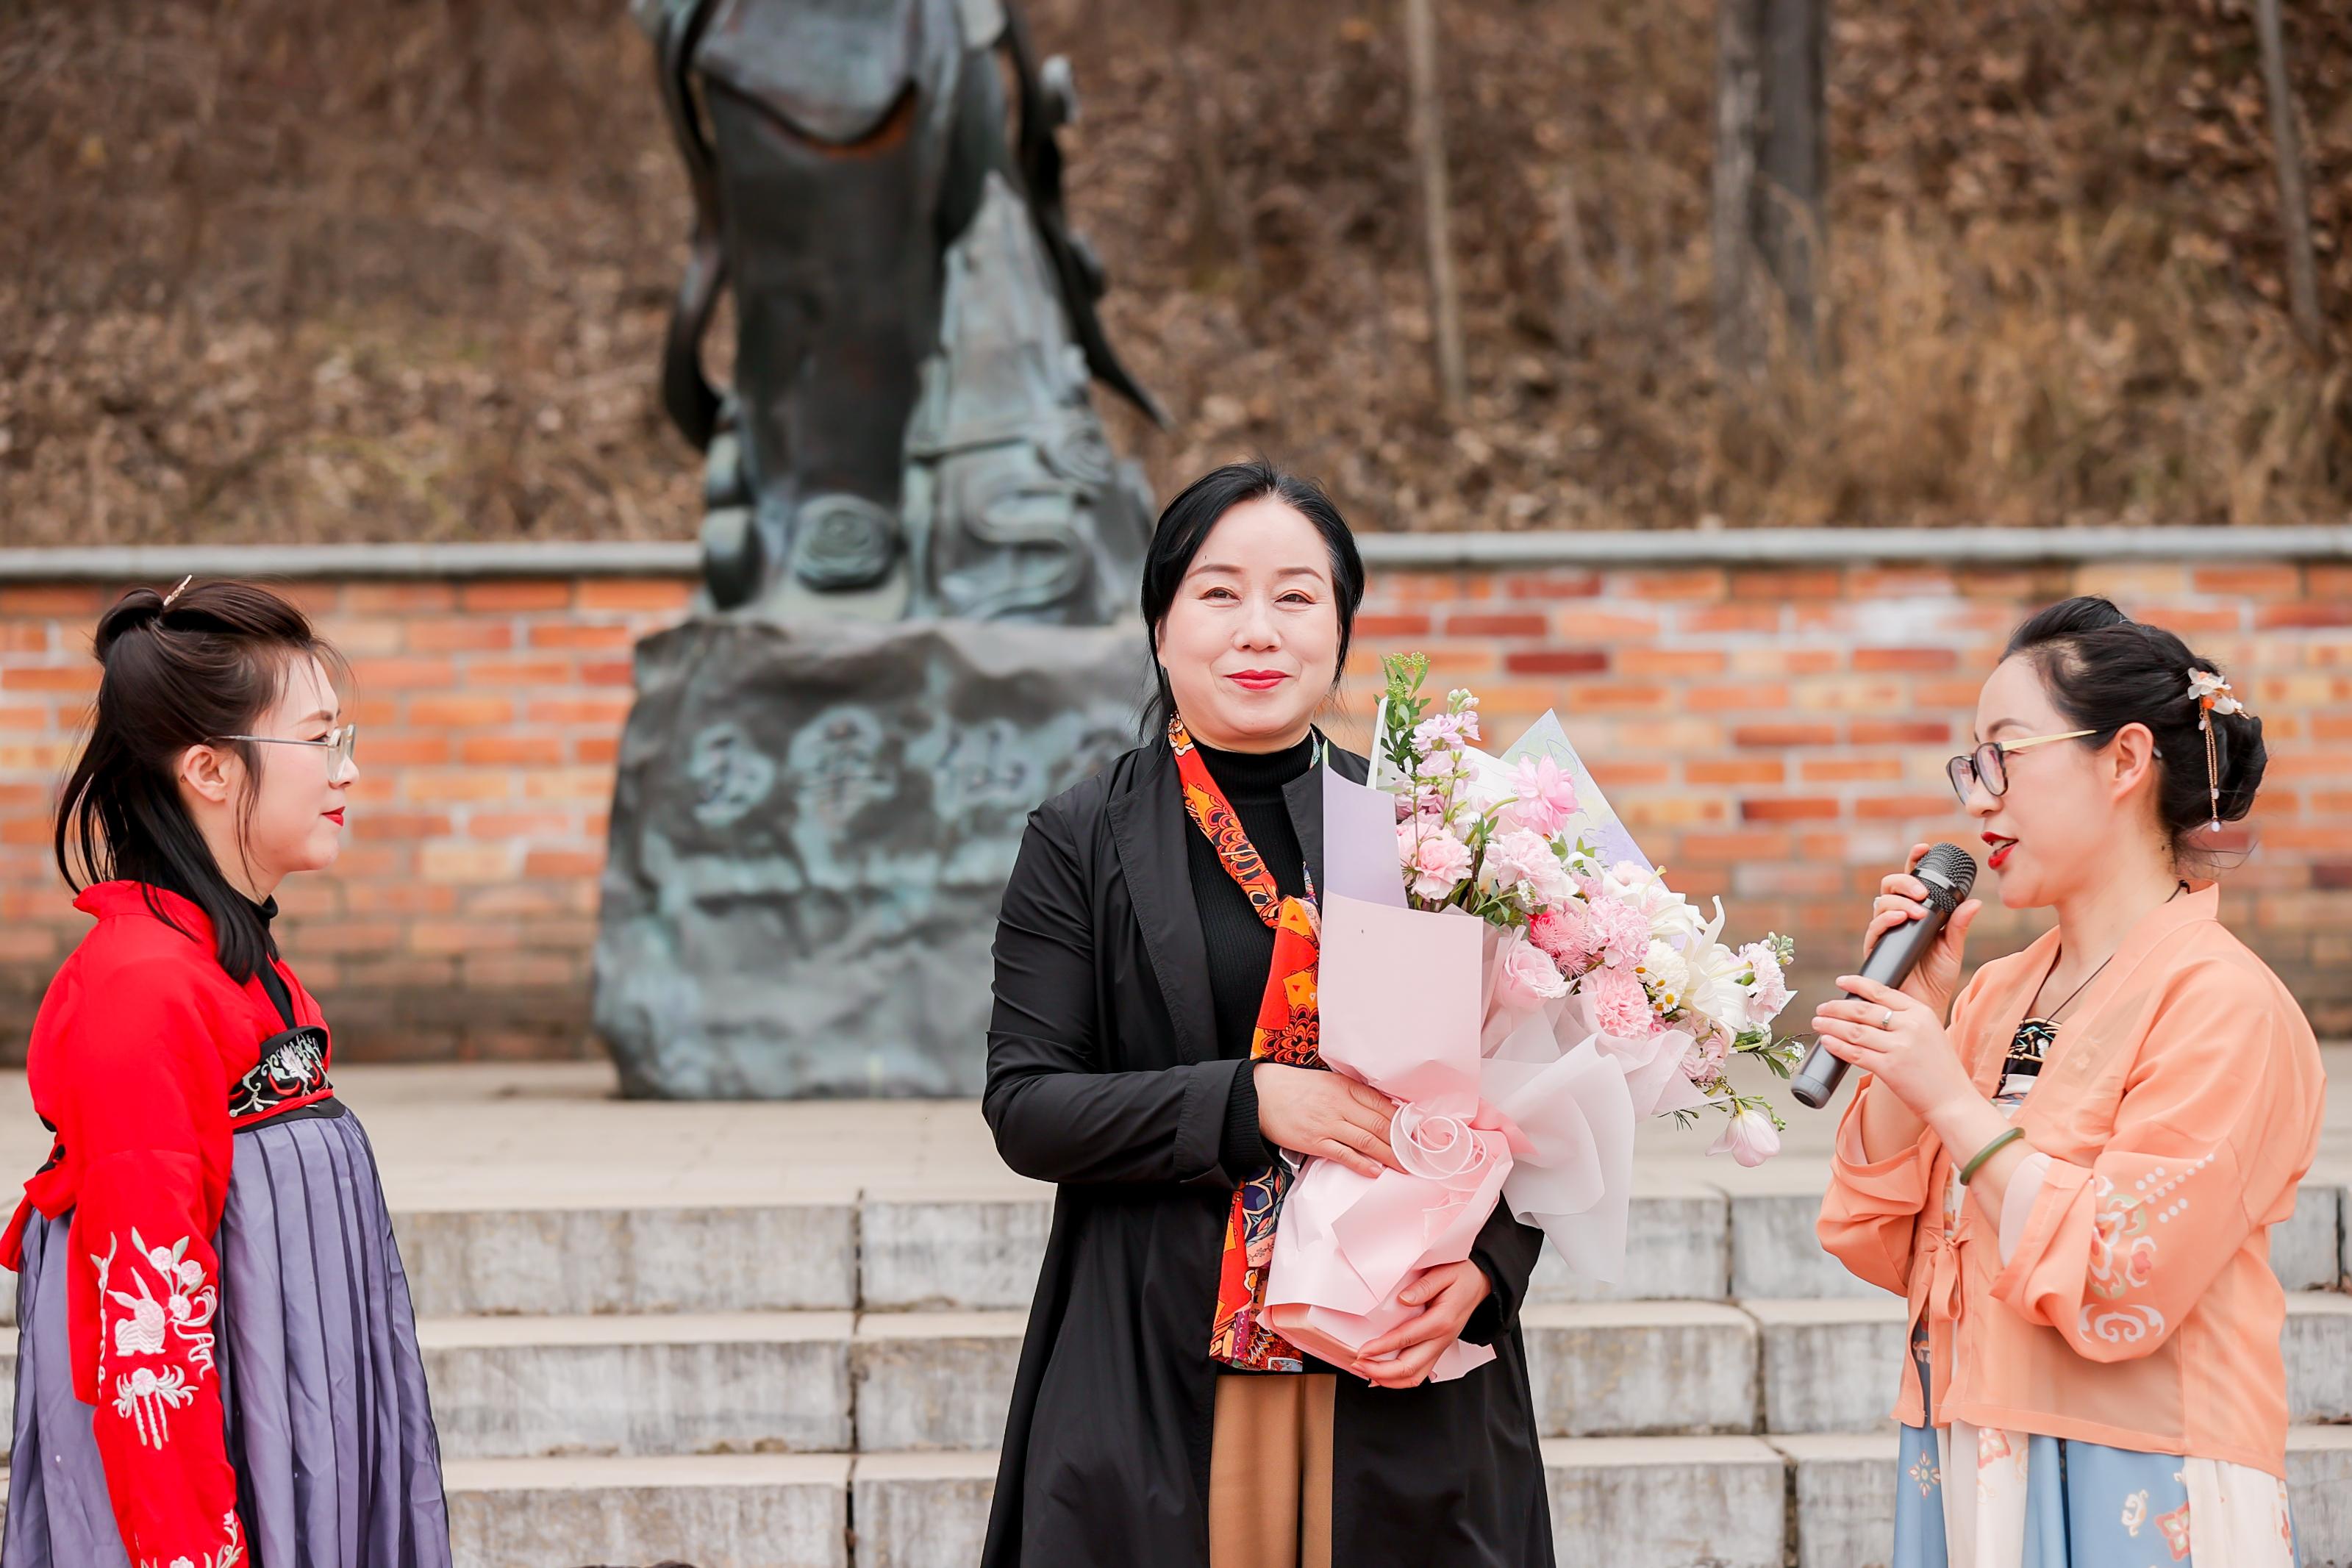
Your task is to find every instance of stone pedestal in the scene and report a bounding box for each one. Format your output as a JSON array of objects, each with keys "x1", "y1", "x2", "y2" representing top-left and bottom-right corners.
[{"x1": 594, "y1": 615, "x2": 1144, "y2": 1098}]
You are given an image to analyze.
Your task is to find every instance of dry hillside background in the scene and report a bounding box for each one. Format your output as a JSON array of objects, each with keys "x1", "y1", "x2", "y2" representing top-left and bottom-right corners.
[{"x1": 0, "y1": 0, "x2": 2346, "y2": 545}]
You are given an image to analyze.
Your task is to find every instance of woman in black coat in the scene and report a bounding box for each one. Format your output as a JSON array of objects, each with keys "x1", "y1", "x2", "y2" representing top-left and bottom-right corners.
[{"x1": 981, "y1": 462, "x2": 1555, "y2": 1568}]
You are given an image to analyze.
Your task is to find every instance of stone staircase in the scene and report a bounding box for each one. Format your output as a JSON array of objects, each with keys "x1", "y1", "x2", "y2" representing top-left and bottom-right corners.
[
  {"x1": 426, "y1": 1175, "x2": 2352, "y2": 1565},
  {"x1": 0, "y1": 1070, "x2": 2346, "y2": 1566}
]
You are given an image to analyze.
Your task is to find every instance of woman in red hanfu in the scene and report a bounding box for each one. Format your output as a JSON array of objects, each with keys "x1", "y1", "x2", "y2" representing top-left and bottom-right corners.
[{"x1": 3, "y1": 580, "x2": 449, "y2": 1568}]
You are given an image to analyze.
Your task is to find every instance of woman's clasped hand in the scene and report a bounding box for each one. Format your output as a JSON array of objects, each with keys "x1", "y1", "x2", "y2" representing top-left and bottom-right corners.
[{"x1": 1252, "y1": 1061, "x2": 1406, "y2": 1179}]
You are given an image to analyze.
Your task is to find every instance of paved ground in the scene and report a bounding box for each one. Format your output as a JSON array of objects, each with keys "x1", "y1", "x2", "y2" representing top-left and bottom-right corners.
[{"x1": 2, "y1": 1046, "x2": 2340, "y2": 1206}]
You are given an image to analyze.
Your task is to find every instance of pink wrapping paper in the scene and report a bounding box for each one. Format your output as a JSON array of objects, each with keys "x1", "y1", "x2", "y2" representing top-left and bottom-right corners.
[{"x1": 1264, "y1": 894, "x2": 1512, "y2": 1379}]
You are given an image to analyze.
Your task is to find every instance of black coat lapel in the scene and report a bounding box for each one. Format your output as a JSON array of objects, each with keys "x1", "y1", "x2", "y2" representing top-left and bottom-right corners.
[
  {"x1": 1285, "y1": 735, "x2": 1370, "y2": 898},
  {"x1": 1107, "y1": 740, "x2": 1218, "y2": 1065}
]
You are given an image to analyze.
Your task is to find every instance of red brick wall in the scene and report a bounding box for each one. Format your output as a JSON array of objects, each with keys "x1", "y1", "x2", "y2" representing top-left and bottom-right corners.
[
  {"x1": 0, "y1": 573, "x2": 692, "y2": 1061},
  {"x1": 3, "y1": 549, "x2": 2347, "y2": 1061}
]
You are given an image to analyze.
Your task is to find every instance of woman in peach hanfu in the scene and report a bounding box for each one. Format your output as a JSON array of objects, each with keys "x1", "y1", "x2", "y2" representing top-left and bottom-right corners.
[{"x1": 1813, "y1": 596, "x2": 2321, "y2": 1568}]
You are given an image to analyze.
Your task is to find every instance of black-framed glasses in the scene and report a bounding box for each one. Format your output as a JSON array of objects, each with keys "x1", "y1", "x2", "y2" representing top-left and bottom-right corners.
[
  {"x1": 1945, "y1": 728, "x2": 2095, "y2": 804},
  {"x1": 221, "y1": 724, "x2": 359, "y2": 773}
]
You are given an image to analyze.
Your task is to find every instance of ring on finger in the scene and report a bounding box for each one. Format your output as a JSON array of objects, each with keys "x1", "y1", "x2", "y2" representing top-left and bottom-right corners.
[{"x1": 1879, "y1": 1008, "x2": 1895, "y2": 1029}]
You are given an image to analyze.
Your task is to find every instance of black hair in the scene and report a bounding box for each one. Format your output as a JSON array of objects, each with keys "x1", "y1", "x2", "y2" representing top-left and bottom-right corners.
[
  {"x1": 1137, "y1": 459, "x2": 1367, "y2": 739},
  {"x1": 2001, "y1": 595, "x2": 2266, "y2": 866},
  {"x1": 56, "y1": 579, "x2": 348, "y2": 982}
]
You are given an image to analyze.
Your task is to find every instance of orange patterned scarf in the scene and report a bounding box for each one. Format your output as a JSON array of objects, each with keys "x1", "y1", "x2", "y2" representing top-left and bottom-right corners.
[{"x1": 1170, "y1": 715, "x2": 1325, "y2": 1372}]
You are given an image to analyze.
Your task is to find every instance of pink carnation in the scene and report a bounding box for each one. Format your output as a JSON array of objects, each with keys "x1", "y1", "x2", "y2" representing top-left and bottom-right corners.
[
  {"x1": 1681, "y1": 1026, "x2": 1730, "y2": 1086},
  {"x1": 1398, "y1": 820, "x2": 1473, "y2": 900},
  {"x1": 1529, "y1": 902, "x2": 1602, "y2": 973},
  {"x1": 1584, "y1": 896, "x2": 1651, "y2": 970},
  {"x1": 1502, "y1": 756, "x2": 1580, "y2": 837},
  {"x1": 1586, "y1": 963, "x2": 1657, "y2": 1039},
  {"x1": 1737, "y1": 942, "x2": 1792, "y2": 1028}
]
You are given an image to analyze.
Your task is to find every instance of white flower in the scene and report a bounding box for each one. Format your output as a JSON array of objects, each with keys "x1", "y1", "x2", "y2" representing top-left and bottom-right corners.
[
  {"x1": 1602, "y1": 862, "x2": 1705, "y2": 945},
  {"x1": 1709, "y1": 1105, "x2": 1783, "y2": 1168},
  {"x1": 2187, "y1": 667, "x2": 2244, "y2": 717},
  {"x1": 1684, "y1": 942, "x2": 1752, "y2": 1029},
  {"x1": 1637, "y1": 941, "x2": 1690, "y2": 1012}
]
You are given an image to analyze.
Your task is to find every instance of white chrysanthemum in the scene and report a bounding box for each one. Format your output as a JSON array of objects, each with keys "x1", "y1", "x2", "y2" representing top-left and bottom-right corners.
[{"x1": 1636, "y1": 940, "x2": 1690, "y2": 1012}]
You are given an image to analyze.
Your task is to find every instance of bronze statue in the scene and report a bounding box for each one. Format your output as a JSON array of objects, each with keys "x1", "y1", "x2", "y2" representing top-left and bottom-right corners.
[
  {"x1": 641, "y1": 0, "x2": 1161, "y2": 620},
  {"x1": 598, "y1": 0, "x2": 1158, "y2": 1098}
]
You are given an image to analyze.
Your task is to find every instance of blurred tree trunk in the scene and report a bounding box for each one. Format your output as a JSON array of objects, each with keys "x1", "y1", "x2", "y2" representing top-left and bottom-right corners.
[
  {"x1": 1712, "y1": 0, "x2": 1764, "y2": 382},
  {"x1": 2251, "y1": 0, "x2": 2323, "y2": 347},
  {"x1": 1712, "y1": 0, "x2": 1827, "y2": 382},
  {"x1": 1403, "y1": 0, "x2": 1467, "y2": 422}
]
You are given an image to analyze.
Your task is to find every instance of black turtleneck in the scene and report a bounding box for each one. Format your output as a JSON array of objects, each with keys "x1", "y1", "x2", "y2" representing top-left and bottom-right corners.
[
  {"x1": 1184, "y1": 732, "x2": 1316, "y2": 1180},
  {"x1": 246, "y1": 895, "x2": 297, "y2": 1029}
]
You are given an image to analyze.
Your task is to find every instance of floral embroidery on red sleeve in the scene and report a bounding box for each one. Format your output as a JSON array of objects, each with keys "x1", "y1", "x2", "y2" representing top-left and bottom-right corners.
[{"x1": 93, "y1": 1229, "x2": 221, "y2": 1448}]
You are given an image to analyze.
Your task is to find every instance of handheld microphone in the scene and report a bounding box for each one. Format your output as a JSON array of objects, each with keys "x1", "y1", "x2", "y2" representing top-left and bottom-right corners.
[{"x1": 1788, "y1": 842, "x2": 1979, "y2": 1109}]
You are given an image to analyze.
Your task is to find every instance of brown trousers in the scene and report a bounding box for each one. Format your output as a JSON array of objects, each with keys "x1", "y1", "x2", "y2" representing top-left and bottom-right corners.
[{"x1": 1206, "y1": 1372, "x2": 1337, "y2": 1568}]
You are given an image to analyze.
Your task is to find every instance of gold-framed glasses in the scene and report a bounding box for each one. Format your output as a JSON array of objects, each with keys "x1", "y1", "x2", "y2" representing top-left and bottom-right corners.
[
  {"x1": 1945, "y1": 728, "x2": 2097, "y2": 804},
  {"x1": 221, "y1": 724, "x2": 360, "y2": 771}
]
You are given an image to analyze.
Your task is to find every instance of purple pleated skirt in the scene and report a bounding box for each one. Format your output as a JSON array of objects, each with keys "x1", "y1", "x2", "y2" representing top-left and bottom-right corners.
[{"x1": 5, "y1": 1105, "x2": 451, "y2": 1568}]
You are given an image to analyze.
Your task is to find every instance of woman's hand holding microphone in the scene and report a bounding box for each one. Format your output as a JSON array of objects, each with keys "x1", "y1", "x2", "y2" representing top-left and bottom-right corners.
[{"x1": 1810, "y1": 842, "x2": 1984, "y2": 1146}]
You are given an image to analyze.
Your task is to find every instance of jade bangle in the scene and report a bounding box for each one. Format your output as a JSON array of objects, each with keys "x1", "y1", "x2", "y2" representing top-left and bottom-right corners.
[{"x1": 1957, "y1": 1126, "x2": 2025, "y2": 1186}]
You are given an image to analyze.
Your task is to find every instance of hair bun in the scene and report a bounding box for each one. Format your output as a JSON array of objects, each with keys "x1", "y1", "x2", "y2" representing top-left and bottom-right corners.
[
  {"x1": 92, "y1": 587, "x2": 169, "y2": 661},
  {"x1": 2212, "y1": 709, "x2": 2267, "y2": 826}
]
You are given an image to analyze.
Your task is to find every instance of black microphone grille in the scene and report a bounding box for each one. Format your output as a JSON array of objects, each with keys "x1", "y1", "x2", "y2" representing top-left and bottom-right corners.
[{"x1": 1915, "y1": 842, "x2": 1979, "y2": 909}]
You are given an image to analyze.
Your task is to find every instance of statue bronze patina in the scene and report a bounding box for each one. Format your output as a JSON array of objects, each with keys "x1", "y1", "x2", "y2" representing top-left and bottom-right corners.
[
  {"x1": 642, "y1": 0, "x2": 1160, "y2": 618},
  {"x1": 596, "y1": 0, "x2": 1161, "y2": 1098}
]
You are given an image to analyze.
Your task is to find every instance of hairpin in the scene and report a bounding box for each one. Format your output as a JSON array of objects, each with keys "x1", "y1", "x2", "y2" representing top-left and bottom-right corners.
[
  {"x1": 2186, "y1": 668, "x2": 2249, "y2": 834},
  {"x1": 161, "y1": 575, "x2": 193, "y2": 609}
]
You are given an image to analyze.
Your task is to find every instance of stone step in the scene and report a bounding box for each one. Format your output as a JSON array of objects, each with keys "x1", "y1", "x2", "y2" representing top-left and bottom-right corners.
[
  {"x1": 5, "y1": 1177, "x2": 2331, "y2": 1325},
  {"x1": 451, "y1": 1433, "x2": 2352, "y2": 1568},
  {"x1": 10, "y1": 1429, "x2": 2352, "y2": 1567},
  {"x1": 1748, "y1": 1292, "x2": 2352, "y2": 1435},
  {"x1": 1520, "y1": 1302, "x2": 1758, "y2": 1436},
  {"x1": 8, "y1": 1292, "x2": 2352, "y2": 1467},
  {"x1": 418, "y1": 1312, "x2": 856, "y2": 1461},
  {"x1": 396, "y1": 1199, "x2": 862, "y2": 1316},
  {"x1": 444, "y1": 1453, "x2": 850, "y2": 1568}
]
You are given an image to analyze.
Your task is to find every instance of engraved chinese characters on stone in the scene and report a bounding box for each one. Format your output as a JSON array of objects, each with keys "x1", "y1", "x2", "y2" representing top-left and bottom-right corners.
[
  {"x1": 687, "y1": 721, "x2": 780, "y2": 828},
  {"x1": 596, "y1": 617, "x2": 1145, "y2": 1097}
]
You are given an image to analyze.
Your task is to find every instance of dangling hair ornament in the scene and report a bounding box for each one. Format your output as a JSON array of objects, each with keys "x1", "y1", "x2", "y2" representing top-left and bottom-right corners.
[
  {"x1": 2186, "y1": 668, "x2": 2248, "y2": 834},
  {"x1": 160, "y1": 575, "x2": 193, "y2": 608}
]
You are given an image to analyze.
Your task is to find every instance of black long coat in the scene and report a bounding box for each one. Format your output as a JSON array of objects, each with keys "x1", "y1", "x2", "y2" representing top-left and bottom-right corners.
[{"x1": 980, "y1": 735, "x2": 1556, "y2": 1568}]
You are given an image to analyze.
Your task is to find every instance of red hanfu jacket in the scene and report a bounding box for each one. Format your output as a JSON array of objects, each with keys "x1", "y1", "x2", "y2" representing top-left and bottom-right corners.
[{"x1": 3, "y1": 881, "x2": 336, "y2": 1568}]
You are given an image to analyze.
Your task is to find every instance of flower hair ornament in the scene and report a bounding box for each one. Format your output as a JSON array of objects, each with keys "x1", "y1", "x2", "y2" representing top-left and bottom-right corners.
[{"x1": 2186, "y1": 667, "x2": 2249, "y2": 834}]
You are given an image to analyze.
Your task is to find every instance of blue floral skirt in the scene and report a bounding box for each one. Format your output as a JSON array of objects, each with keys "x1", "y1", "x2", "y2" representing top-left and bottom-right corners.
[{"x1": 1894, "y1": 1336, "x2": 2295, "y2": 1567}]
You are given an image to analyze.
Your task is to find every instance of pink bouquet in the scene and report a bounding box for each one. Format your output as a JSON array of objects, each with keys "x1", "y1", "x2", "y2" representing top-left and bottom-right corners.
[{"x1": 1264, "y1": 654, "x2": 1803, "y2": 1379}]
